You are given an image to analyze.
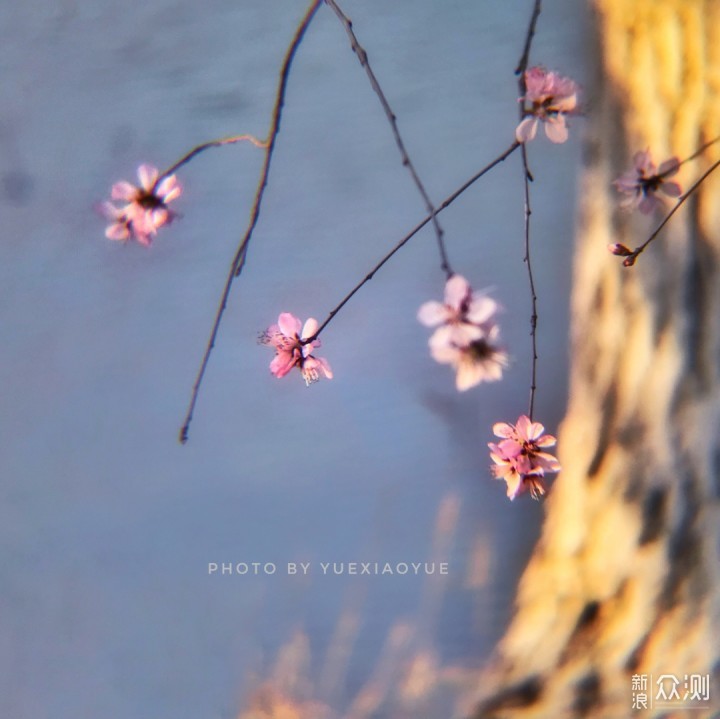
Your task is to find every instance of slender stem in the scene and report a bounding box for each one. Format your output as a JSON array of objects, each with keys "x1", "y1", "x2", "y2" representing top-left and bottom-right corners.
[
  {"x1": 649, "y1": 133, "x2": 720, "y2": 182},
  {"x1": 516, "y1": 0, "x2": 542, "y2": 420},
  {"x1": 231, "y1": 4, "x2": 322, "y2": 279},
  {"x1": 310, "y1": 142, "x2": 521, "y2": 340},
  {"x1": 179, "y1": 0, "x2": 322, "y2": 444},
  {"x1": 160, "y1": 135, "x2": 268, "y2": 180},
  {"x1": 520, "y1": 145, "x2": 538, "y2": 419},
  {"x1": 514, "y1": 0, "x2": 543, "y2": 78},
  {"x1": 323, "y1": 0, "x2": 452, "y2": 278},
  {"x1": 672, "y1": 133, "x2": 720, "y2": 172},
  {"x1": 628, "y1": 156, "x2": 720, "y2": 263}
]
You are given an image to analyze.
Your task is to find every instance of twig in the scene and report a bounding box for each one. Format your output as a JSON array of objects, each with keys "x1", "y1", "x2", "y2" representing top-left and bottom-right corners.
[
  {"x1": 323, "y1": 0, "x2": 452, "y2": 278},
  {"x1": 159, "y1": 135, "x2": 268, "y2": 181},
  {"x1": 514, "y1": 0, "x2": 543, "y2": 78},
  {"x1": 230, "y1": 2, "x2": 322, "y2": 280},
  {"x1": 671, "y1": 133, "x2": 720, "y2": 173},
  {"x1": 520, "y1": 145, "x2": 538, "y2": 419},
  {"x1": 179, "y1": 0, "x2": 322, "y2": 444},
  {"x1": 516, "y1": 0, "x2": 542, "y2": 419},
  {"x1": 625, "y1": 156, "x2": 720, "y2": 265},
  {"x1": 310, "y1": 142, "x2": 521, "y2": 340}
]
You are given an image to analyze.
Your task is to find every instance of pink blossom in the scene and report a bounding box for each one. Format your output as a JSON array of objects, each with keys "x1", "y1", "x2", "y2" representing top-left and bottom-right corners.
[
  {"x1": 418, "y1": 275, "x2": 507, "y2": 390},
  {"x1": 104, "y1": 164, "x2": 182, "y2": 245},
  {"x1": 613, "y1": 150, "x2": 682, "y2": 214},
  {"x1": 516, "y1": 66, "x2": 579, "y2": 144},
  {"x1": 418, "y1": 274, "x2": 499, "y2": 345},
  {"x1": 488, "y1": 415, "x2": 561, "y2": 500},
  {"x1": 260, "y1": 313, "x2": 333, "y2": 386},
  {"x1": 429, "y1": 323, "x2": 508, "y2": 391}
]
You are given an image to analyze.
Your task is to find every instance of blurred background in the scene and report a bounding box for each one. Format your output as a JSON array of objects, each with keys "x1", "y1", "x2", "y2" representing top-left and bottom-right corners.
[{"x1": 0, "y1": 1, "x2": 589, "y2": 717}]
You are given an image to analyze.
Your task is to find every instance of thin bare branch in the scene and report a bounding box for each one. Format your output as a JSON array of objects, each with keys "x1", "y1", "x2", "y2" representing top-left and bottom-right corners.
[
  {"x1": 515, "y1": 0, "x2": 542, "y2": 419},
  {"x1": 520, "y1": 145, "x2": 538, "y2": 419},
  {"x1": 310, "y1": 142, "x2": 521, "y2": 340},
  {"x1": 160, "y1": 135, "x2": 268, "y2": 180},
  {"x1": 673, "y1": 133, "x2": 720, "y2": 172},
  {"x1": 323, "y1": 0, "x2": 452, "y2": 277},
  {"x1": 515, "y1": 0, "x2": 543, "y2": 79},
  {"x1": 179, "y1": 0, "x2": 323, "y2": 444}
]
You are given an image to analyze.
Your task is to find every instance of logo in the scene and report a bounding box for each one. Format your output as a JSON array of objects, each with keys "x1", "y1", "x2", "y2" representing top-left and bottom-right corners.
[{"x1": 631, "y1": 673, "x2": 710, "y2": 711}]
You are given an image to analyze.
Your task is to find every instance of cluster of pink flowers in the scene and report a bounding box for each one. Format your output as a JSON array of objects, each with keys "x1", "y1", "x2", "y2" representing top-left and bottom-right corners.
[
  {"x1": 488, "y1": 415, "x2": 561, "y2": 500},
  {"x1": 97, "y1": 92, "x2": 575, "y2": 508},
  {"x1": 418, "y1": 275, "x2": 508, "y2": 391},
  {"x1": 613, "y1": 149, "x2": 682, "y2": 214},
  {"x1": 103, "y1": 164, "x2": 182, "y2": 246},
  {"x1": 260, "y1": 313, "x2": 333, "y2": 386},
  {"x1": 516, "y1": 66, "x2": 579, "y2": 144}
]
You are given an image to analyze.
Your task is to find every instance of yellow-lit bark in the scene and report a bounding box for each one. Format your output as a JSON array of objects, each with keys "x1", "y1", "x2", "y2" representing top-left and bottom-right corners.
[{"x1": 474, "y1": 1, "x2": 720, "y2": 716}]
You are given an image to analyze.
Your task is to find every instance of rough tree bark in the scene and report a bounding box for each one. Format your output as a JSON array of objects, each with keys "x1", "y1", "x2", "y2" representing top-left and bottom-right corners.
[{"x1": 474, "y1": 1, "x2": 720, "y2": 717}]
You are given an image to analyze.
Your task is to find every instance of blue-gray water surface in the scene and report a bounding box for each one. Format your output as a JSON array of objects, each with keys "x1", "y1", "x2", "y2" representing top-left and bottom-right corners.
[{"x1": 0, "y1": 1, "x2": 588, "y2": 716}]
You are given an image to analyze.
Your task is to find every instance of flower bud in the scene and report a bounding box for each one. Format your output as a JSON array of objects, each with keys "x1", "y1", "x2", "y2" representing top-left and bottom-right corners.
[{"x1": 608, "y1": 243, "x2": 633, "y2": 256}]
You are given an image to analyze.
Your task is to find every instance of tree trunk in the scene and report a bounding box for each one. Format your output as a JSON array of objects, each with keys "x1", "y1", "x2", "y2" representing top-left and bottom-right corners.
[{"x1": 474, "y1": 1, "x2": 720, "y2": 716}]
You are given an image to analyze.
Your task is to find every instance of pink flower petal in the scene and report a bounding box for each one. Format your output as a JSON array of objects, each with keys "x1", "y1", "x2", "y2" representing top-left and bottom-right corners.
[
  {"x1": 444, "y1": 274, "x2": 470, "y2": 309},
  {"x1": 149, "y1": 207, "x2": 169, "y2": 229},
  {"x1": 497, "y1": 438, "x2": 523, "y2": 458},
  {"x1": 492, "y1": 422, "x2": 514, "y2": 439},
  {"x1": 515, "y1": 455, "x2": 534, "y2": 475},
  {"x1": 417, "y1": 301, "x2": 450, "y2": 327},
  {"x1": 111, "y1": 181, "x2": 138, "y2": 202},
  {"x1": 553, "y1": 93, "x2": 578, "y2": 113},
  {"x1": 505, "y1": 473, "x2": 523, "y2": 500},
  {"x1": 137, "y1": 164, "x2": 159, "y2": 191},
  {"x1": 482, "y1": 359, "x2": 505, "y2": 382},
  {"x1": 524, "y1": 67, "x2": 547, "y2": 98},
  {"x1": 491, "y1": 462, "x2": 514, "y2": 481},
  {"x1": 633, "y1": 150, "x2": 655, "y2": 175},
  {"x1": 270, "y1": 351, "x2": 297, "y2": 378},
  {"x1": 448, "y1": 322, "x2": 484, "y2": 347},
  {"x1": 466, "y1": 296, "x2": 498, "y2": 325},
  {"x1": 101, "y1": 201, "x2": 123, "y2": 219},
  {"x1": 132, "y1": 210, "x2": 159, "y2": 237},
  {"x1": 156, "y1": 174, "x2": 182, "y2": 203},
  {"x1": 553, "y1": 76, "x2": 579, "y2": 100},
  {"x1": 527, "y1": 421, "x2": 547, "y2": 441},
  {"x1": 488, "y1": 443, "x2": 503, "y2": 458},
  {"x1": 638, "y1": 195, "x2": 659, "y2": 214},
  {"x1": 661, "y1": 181, "x2": 682, "y2": 198},
  {"x1": 514, "y1": 415, "x2": 532, "y2": 439},
  {"x1": 535, "y1": 452, "x2": 562, "y2": 473},
  {"x1": 429, "y1": 342, "x2": 459, "y2": 365},
  {"x1": 316, "y1": 356, "x2": 333, "y2": 379},
  {"x1": 455, "y1": 359, "x2": 487, "y2": 391},
  {"x1": 278, "y1": 313, "x2": 302, "y2": 339},
  {"x1": 613, "y1": 173, "x2": 640, "y2": 194},
  {"x1": 428, "y1": 325, "x2": 455, "y2": 351},
  {"x1": 544, "y1": 118, "x2": 569, "y2": 144},
  {"x1": 515, "y1": 117, "x2": 538, "y2": 143},
  {"x1": 301, "y1": 317, "x2": 319, "y2": 340},
  {"x1": 105, "y1": 223, "x2": 130, "y2": 241},
  {"x1": 658, "y1": 157, "x2": 680, "y2": 177}
]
